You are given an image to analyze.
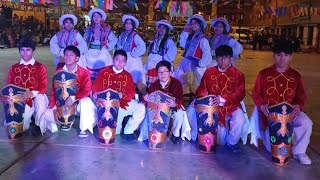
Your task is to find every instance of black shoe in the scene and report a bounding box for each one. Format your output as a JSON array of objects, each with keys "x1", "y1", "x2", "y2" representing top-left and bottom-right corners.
[
  {"x1": 122, "y1": 133, "x2": 137, "y2": 142},
  {"x1": 31, "y1": 125, "x2": 41, "y2": 137},
  {"x1": 171, "y1": 135, "x2": 182, "y2": 144},
  {"x1": 225, "y1": 142, "x2": 241, "y2": 153}
]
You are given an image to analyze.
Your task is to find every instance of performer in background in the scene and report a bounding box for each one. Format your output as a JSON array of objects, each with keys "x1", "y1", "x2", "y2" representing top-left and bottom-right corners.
[
  {"x1": 4, "y1": 38, "x2": 49, "y2": 137},
  {"x1": 116, "y1": 14, "x2": 146, "y2": 92},
  {"x1": 187, "y1": 45, "x2": 249, "y2": 153},
  {"x1": 173, "y1": 14, "x2": 212, "y2": 95},
  {"x1": 50, "y1": 14, "x2": 87, "y2": 68},
  {"x1": 82, "y1": 8, "x2": 118, "y2": 80},
  {"x1": 250, "y1": 40, "x2": 313, "y2": 165},
  {"x1": 92, "y1": 50, "x2": 145, "y2": 142},
  {"x1": 209, "y1": 18, "x2": 243, "y2": 66},
  {"x1": 145, "y1": 20, "x2": 177, "y2": 88}
]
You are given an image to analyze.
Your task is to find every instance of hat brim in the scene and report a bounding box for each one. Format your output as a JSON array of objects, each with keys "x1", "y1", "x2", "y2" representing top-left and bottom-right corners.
[
  {"x1": 59, "y1": 14, "x2": 77, "y2": 26},
  {"x1": 122, "y1": 15, "x2": 139, "y2": 27},
  {"x1": 156, "y1": 21, "x2": 173, "y2": 31},
  {"x1": 187, "y1": 15, "x2": 207, "y2": 29},
  {"x1": 89, "y1": 8, "x2": 107, "y2": 21},
  {"x1": 211, "y1": 19, "x2": 230, "y2": 33}
]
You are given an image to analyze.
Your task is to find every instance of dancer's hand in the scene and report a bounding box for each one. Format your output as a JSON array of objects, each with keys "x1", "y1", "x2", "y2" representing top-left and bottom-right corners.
[
  {"x1": 143, "y1": 94, "x2": 149, "y2": 102},
  {"x1": 260, "y1": 104, "x2": 269, "y2": 117}
]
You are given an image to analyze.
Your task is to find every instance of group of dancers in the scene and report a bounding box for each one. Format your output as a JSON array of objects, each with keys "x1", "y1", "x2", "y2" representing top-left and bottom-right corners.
[{"x1": 1, "y1": 9, "x2": 313, "y2": 166}]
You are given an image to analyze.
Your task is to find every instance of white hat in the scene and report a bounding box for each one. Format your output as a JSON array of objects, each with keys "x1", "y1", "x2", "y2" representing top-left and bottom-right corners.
[
  {"x1": 122, "y1": 15, "x2": 139, "y2": 27},
  {"x1": 187, "y1": 14, "x2": 207, "y2": 29},
  {"x1": 88, "y1": 8, "x2": 107, "y2": 21},
  {"x1": 155, "y1": 19, "x2": 173, "y2": 31},
  {"x1": 211, "y1": 18, "x2": 230, "y2": 33},
  {"x1": 59, "y1": 14, "x2": 77, "y2": 26}
]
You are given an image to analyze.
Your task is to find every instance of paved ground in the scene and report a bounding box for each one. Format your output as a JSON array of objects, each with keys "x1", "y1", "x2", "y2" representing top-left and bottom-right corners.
[{"x1": 0, "y1": 47, "x2": 319, "y2": 179}]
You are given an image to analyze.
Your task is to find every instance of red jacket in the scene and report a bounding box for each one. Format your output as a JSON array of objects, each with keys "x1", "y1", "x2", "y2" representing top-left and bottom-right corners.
[
  {"x1": 196, "y1": 66, "x2": 245, "y2": 127},
  {"x1": 92, "y1": 66, "x2": 135, "y2": 109},
  {"x1": 252, "y1": 65, "x2": 307, "y2": 128}
]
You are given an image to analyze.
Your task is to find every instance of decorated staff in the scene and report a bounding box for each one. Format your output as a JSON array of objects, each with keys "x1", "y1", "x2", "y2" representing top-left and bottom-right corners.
[
  {"x1": 50, "y1": 14, "x2": 87, "y2": 68},
  {"x1": 145, "y1": 20, "x2": 177, "y2": 88},
  {"x1": 187, "y1": 45, "x2": 249, "y2": 153},
  {"x1": 2, "y1": 38, "x2": 49, "y2": 138},
  {"x1": 116, "y1": 14, "x2": 147, "y2": 92},
  {"x1": 173, "y1": 14, "x2": 212, "y2": 95},
  {"x1": 82, "y1": 8, "x2": 118, "y2": 81},
  {"x1": 92, "y1": 50, "x2": 145, "y2": 143},
  {"x1": 250, "y1": 40, "x2": 313, "y2": 165},
  {"x1": 140, "y1": 61, "x2": 191, "y2": 149},
  {"x1": 40, "y1": 46, "x2": 96, "y2": 138}
]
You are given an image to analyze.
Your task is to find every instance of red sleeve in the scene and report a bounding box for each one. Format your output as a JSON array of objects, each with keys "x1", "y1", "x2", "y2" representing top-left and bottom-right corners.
[
  {"x1": 195, "y1": 70, "x2": 208, "y2": 98},
  {"x1": 6, "y1": 66, "x2": 14, "y2": 85},
  {"x1": 221, "y1": 72, "x2": 245, "y2": 106},
  {"x1": 92, "y1": 69, "x2": 105, "y2": 93},
  {"x1": 37, "y1": 64, "x2": 48, "y2": 94},
  {"x1": 252, "y1": 72, "x2": 267, "y2": 109},
  {"x1": 75, "y1": 69, "x2": 91, "y2": 100},
  {"x1": 147, "y1": 82, "x2": 157, "y2": 94},
  {"x1": 120, "y1": 74, "x2": 135, "y2": 109},
  {"x1": 293, "y1": 76, "x2": 307, "y2": 110}
]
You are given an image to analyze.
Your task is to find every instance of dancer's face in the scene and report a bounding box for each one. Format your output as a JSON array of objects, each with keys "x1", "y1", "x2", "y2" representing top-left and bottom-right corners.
[
  {"x1": 124, "y1": 19, "x2": 133, "y2": 31},
  {"x1": 157, "y1": 66, "x2": 171, "y2": 83},
  {"x1": 19, "y1": 47, "x2": 34, "y2": 62},
  {"x1": 214, "y1": 22, "x2": 225, "y2": 35},
  {"x1": 113, "y1": 54, "x2": 127, "y2": 70},
  {"x1": 157, "y1": 25, "x2": 167, "y2": 36},
  {"x1": 190, "y1": 19, "x2": 200, "y2": 32},
  {"x1": 217, "y1": 55, "x2": 232, "y2": 71},
  {"x1": 63, "y1": 19, "x2": 74, "y2": 30},
  {"x1": 64, "y1": 50, "x2": 79, "y2": 66},
  {"x1": 93, "y1": 13, "x2": 103, "y2": 24},
  {"x1": 274, "y1": 52, "x2": 292, "y2": 70}
]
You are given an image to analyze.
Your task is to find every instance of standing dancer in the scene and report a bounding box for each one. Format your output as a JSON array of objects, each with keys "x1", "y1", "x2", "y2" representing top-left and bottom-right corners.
[
  {"x1": 173, "y1": 14, "x2": 212, "y2": 95},
  {"x1": 50, "y1": 14, "x2": 87, "y2": 68},
  {"x1": 116, "y1": 14, "x2": 146, "y2": 92},
  {"x1": 145, "y1": 20, "x2": 177, "y2": 88},
  {"x1": 210, "y1": 18, "x2": 243, "y2": 66},
  {"x1": 82, "y1": 8, "x2": 118, "y2": 80}
]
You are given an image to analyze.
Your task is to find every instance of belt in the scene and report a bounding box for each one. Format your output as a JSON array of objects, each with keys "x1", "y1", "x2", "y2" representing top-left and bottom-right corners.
[{"x1": 89, "y1": 44, "x2": 102, "y2": 50}]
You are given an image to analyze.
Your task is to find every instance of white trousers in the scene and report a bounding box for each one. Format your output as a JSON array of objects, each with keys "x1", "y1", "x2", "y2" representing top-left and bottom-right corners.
[
  {"x1": 4, "y1": 94, "x2": 48, "y2": 132},
  {"x1": 187, "y1": 105, "x2": 249, "y2": 145},
  {"x1": 116, "y1": 100, "x2": 146, "y2": 135},
  {"x1": 250, "y1": 106, "x2": 313, "y2": 154},
  {"x1": 39, "y1": 97, "x2": 96, "y2": 134}
]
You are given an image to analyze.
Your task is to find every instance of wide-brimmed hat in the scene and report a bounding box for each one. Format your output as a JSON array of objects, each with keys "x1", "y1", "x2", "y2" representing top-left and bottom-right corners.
[
  {"x1": 59, "y1": 14, "x2": 77, "y2": 26},
  {"x1": 211, "y1": 18, "x2": 230, "y2": 33},
  {"x1": 88, "y1": 8, "x2": 107, "y2": 21},
  {"x1": 155, "y1": 19, "x2": 173, "y2": 31},
  {"x1": 187, "y1": 14, "x2": 207, "y2": 29},
  {"x1": 122, "y1": 15, "x2": 139, "y2": 27}
]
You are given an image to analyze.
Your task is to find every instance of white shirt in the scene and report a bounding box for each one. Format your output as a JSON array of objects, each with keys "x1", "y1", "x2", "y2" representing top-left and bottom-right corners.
[
  {"x1": 112, "y1": 66, "x2": 124, "y2": 74},
  {"x1": 19, "y1": 58, "x2": 35, "y2": 66},
  {"x1": 160, "y1": 79, "x2": 170, "y2": 89}
]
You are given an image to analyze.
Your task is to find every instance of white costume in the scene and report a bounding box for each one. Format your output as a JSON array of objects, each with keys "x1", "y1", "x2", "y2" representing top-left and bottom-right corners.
[
  {"x1": 80, "y1": 8, "x2": 118, "y2": 80},
  {"x1": 116, "y1": 15, "x2": 146, "y2": 89},
  {"x1": 173, "y1": 14, "x2": 212, "y2": 94},
  {"x1": 50, "y1": 14, "x2": 87, "y2": 67}
]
